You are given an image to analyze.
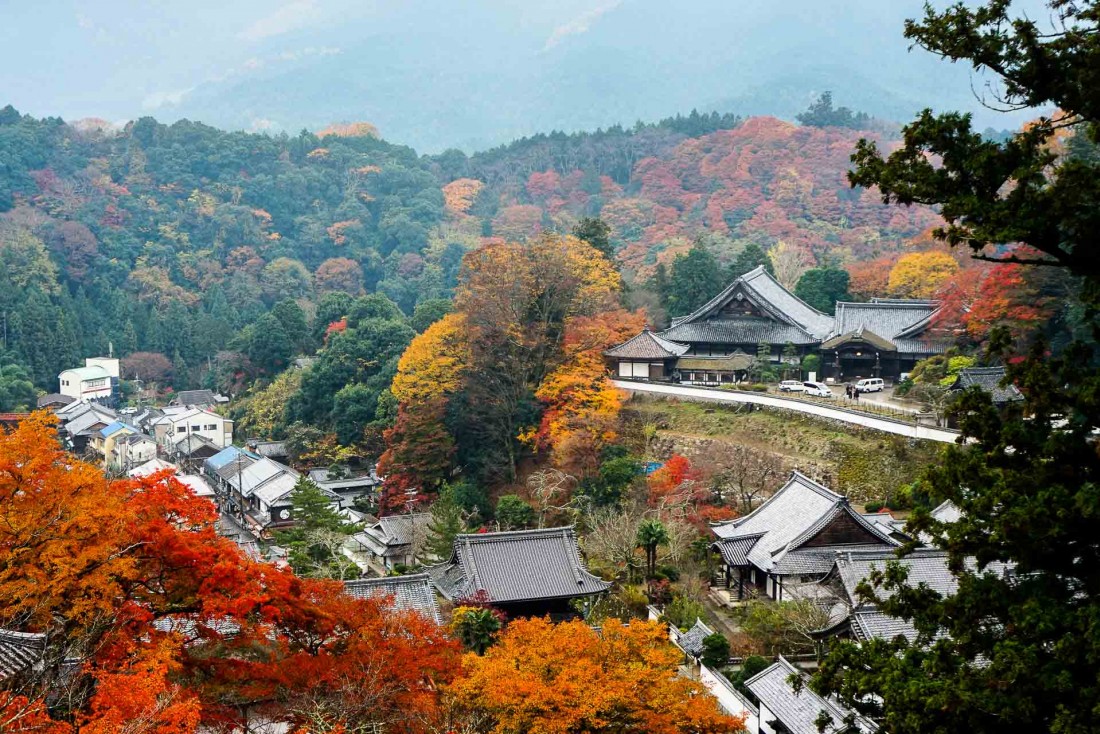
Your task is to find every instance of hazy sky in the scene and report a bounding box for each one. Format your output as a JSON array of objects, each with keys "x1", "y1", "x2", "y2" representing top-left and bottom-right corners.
[
  {"x1": 0, "y1": 1, "x2": 1047, "y2": 151},
  {"x1": 0, "y1": 1, "x2": 604, "y2": 119}
]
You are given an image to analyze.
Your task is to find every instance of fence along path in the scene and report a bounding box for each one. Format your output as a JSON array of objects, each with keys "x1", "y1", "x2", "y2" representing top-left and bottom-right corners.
[{"x1": 612, "y1": 380, "x2": 962, "y2": 445}]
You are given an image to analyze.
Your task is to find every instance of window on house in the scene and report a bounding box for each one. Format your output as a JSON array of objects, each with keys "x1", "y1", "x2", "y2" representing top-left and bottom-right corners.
[
  {"x1": 191, "y1": 425, "x2": 201, "y2": 432},
  {"x1": 205, "y1": 424, "x2": 216, "y2": 431}
]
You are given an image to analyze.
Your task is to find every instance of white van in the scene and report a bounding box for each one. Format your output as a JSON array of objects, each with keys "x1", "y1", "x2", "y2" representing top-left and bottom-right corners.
[
  {"x1": 856, "y1": 378, "x2": 885, "y2": 393},
  {"x1": 802, "y1": 382, "x2": 833, "y2": 398}
]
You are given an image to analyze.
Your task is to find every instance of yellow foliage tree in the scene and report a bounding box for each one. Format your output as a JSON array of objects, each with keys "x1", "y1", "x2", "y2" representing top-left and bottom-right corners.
[
  {"x1": 391, "y1": 312, "x2": 470, "y2": 406},
  {"x1": 887, "y1": 250, "x2": 960, "y2": 298},
  {"x1": 442, "y1": 178, "x2": 485, "y2": 216},
  {"x1": 238, "y1": 369, "x2": 302, "y2": 438}
]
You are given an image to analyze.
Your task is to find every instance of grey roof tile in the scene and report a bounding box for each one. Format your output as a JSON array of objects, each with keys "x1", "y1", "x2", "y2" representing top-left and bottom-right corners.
[
  {"x1": 0, "y1": 630, "x2": 44, "y2": 680},
  {"x1": 833, "y1": 547, "x2": 1010, "y2": 643},
  {"x1": 344, "y1": 573, "x2": 443, "y2": 625},
  {"x1": 37, "y1": 393, "x2": 74, "y2": 408},
  {"x1": 604, "y1": 329, "x2": 689, "y2": 359},
  {"x1": 428, "y1": 526, "x2": 610, "y2": 604},
  {"x1": 831, "y1": 301, "x2": 945, "y2": 355},
  {"x1": 668, "y1": 266, "x2": 834, "y2": 342},
  {"x1": 661, "y1": 318, "x2": 819, "y2": 346},
  {"x1": 746, "y1": 657, "x2": 875, "y2": 734},
  {"x1": 672, "y1": 617, "x2": 715, "y2": 657},
  {"x1": 930, "y1": 500, "x2": 962, "y2": 524},
  {"x1": 376, "y1": 513, "x2": 432, "y2": 547},
  {"x1": 172, "y1": 389, "x2": 217, "y2": 406},
  {"x1": 950, "y1": 366, "x2": 1023, "y2": 403},
  {"x1": 712, "y1": 472, "x2": 896, "y2": 573}
]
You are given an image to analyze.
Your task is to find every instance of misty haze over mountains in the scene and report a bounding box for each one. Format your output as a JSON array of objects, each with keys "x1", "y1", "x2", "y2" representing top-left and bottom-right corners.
[{"x1": 2, "y1": 0, "x2": 1043, "y2": 151}]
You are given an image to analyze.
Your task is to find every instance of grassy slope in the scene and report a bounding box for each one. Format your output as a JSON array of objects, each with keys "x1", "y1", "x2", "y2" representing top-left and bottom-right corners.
[{"x1": 624, "y1": 395, "x2": 941, "y2": 504}]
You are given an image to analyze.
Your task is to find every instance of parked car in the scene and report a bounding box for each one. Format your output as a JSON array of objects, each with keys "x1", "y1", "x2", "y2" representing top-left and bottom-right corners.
[
  {"x1": 778, "y1": 380, "x2": 806, "y2": 392},
  {"x1": 802, "y1": 382, "x2": 833, "y2": 398},
  {"x1": 855, "y1": 378, "x2": 885, "y2": 393}
]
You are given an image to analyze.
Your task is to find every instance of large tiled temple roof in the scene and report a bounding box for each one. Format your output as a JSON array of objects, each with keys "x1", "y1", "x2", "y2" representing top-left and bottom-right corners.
[
  {"x1": 669, "y1": 266, "x2": 834, "y2": 341},
  {"x1": 712, "y1": 472, "x2": 897, "y2": 574},
  {"x1": 344, "y1": 573, "x2": 443, "y2": 625},
  {"x1": 428, "y1": 526, "x2": 610, "y2": 604}
]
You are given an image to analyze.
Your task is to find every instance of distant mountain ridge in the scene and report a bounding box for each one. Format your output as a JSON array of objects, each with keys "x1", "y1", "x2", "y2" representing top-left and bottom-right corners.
[{"x1": 151, "y1": 0, "x2": 1037, "y2": 152}]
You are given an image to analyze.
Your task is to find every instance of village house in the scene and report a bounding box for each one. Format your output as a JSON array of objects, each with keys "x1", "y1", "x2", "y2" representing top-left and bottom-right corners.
[
  {"x1": 308, "y1": 466, "x2": 382, "y2": 509},
  {"x1": 58, "y1": 357, "x2": 120, "y2": 405},
  {"x1": 36, "y1": 393, "x2": 74, "y2": 410},
  {"x1": 56, "y1": 402, "x2": 119, "y2": 454},
  {"x1": 203, "y1": 447, "x2": 343, "y2": 538},
  {"x1": 428, "y1": 527, "x2": 611, "y2": 618},
  {"x1": 129, "y1": 457, "x2": 178, "y2": 478},
  {"x1": 149, "y1": 406, "x2": 233, "y2": 451},
  {"x1": 87, "y1": 420, "x2": 138, "y2": 459},
  {"x1": 948, "y1": 365, "x2": 1023, "y2": 406},
  {"x1": 169, "y1": 434, "x2": 221, "y2": 471},
  {"x1": 168, "y1": 389, "x2": 228, "y2": 409},
  {"x1": 710, "y1": 471, "x2": 898, "y2": 603},
  {"x1": 344, "y1": 573, "x2": 443, "y2": 625},
  {"x1": 605, "y1": 266, "x2": 945, "y2": 384},
  {"x1": 204, "y1": 446, "x2": 257, "y2": 501},
  {"x1": 246, "y1": 439, "x2": 289, "y2": 462},
  {"x1": 347, "y1": 513, "x2": 432, "y2": 575},
  {"x1": 109, "y1": 432, "x2": 158, "y2": 474}
]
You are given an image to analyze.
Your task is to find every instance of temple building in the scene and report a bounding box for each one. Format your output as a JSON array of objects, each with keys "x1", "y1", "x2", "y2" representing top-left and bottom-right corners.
[
  {"x1": 605, "y1": 265, "x2": 945, "y2": 384},
  {"x1": 427, "y1": 527, "x2": 610, "y2": 618}
]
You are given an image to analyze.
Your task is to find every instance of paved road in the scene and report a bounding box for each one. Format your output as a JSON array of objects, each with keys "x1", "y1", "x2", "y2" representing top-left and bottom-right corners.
[{"x1": 613, "y1": 380, "x2": 962, "y2": 444}]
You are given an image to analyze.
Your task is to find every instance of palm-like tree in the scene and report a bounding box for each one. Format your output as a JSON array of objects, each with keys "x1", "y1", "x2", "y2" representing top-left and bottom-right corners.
[{"x1": 636, "y1": 519, "x2": 670, "y2": 579}]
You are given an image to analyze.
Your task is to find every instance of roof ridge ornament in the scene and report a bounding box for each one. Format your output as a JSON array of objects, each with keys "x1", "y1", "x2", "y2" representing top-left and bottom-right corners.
[
  {"x1": 562, "y1": 527, "x2": 585, "y2": 585},
  {"x1": 463, "y1": 535, "x2": 485, "y2": 593}
]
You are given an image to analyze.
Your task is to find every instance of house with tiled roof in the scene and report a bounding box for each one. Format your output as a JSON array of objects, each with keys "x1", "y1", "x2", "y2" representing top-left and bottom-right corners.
[
  {"x1": 170, "y1": 433, "x2": 221, "y2": 471},
  {"x1": 308, "y1": 465, "x2": 382, "y2": 509},
  {"x1": 723, "y1": 656, "x2": 875, "y2": 734},
  {"x1": 814, "y1": 547, "x2": 1012, "y2": 644},
  {"x1": 169, "y1": 389, "x2": 227, "y2": 409},
  {"x1": 711, "y1": 471, "x2": 898, "y2": 602},
  {"x1": 428, "y1": 526, "x2": 611, "y2": 617},
  {"x1": 604, "y1": 327, "x2": 690, "y2": 380},
  {"x1": 348, "y1": 513, "x2": 432, "y2": 575},
  {"x1": 58, "y1": 402, "x2": 118, "y2": 453},
  {"x1": 36, "y1": 393, "x2": 74, "y2": 410},
  {"x1": 344, "y1": 573, "x2": 443, "y2": 625},
  {"x1": 605, "y1": 267, "x2": 944, "y2": 384},
  {"x1": 129, "y1": 457, "x2": 179, "y2": 478},
  {"x1": 949, "y1": 365, "x2": 1023, "y2": 406}
]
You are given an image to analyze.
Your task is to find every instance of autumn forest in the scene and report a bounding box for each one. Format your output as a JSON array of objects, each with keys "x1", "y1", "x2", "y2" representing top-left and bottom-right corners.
[{"x1": 3, "y1": 0, "x2": 1100, "y2": 730}]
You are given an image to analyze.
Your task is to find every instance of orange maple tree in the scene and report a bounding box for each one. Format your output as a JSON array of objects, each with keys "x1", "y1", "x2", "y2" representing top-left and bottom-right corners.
[
  {"x1": 446, "y1": 617, "x2": 744, "y2": 734},
  {"x1": 0, "y1": 414, "x2": 459, "y2": 732},
  {"x1": 534, "y1": 308, "x2": 646, "y2": 475}
]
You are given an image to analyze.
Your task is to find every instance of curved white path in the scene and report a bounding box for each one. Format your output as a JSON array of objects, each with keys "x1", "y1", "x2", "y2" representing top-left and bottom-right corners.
[{"x1": 612, "y1": 380, "x2": 962, "y2": 444}]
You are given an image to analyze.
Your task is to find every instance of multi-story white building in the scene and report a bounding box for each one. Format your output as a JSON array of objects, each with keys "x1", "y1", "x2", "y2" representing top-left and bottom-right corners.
[
  {"x1": 58, "y1": 357, "x2": 120, "y2": 403},
  {"x1": 150, "y1": 407, "x2": 233, "y2": 450}
]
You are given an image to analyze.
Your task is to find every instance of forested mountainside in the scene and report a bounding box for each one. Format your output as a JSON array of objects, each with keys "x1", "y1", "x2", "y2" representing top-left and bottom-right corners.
[
  {"x1": 453, "y1": 114, "x2": 936, "y2": 274},
  {"x1": 0, "y1": 104, "x2": 939, "y2": 398}
]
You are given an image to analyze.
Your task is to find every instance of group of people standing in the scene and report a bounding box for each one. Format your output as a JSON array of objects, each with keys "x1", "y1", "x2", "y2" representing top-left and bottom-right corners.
[{"x1": 844, "y1": 384, "x2": 861, "y2": 401}]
